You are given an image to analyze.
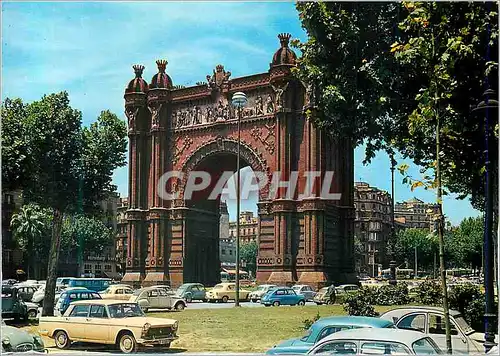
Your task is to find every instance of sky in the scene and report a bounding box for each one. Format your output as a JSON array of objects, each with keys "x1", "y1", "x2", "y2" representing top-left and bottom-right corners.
[{"x1": 2, "y1": 1, "x2": 481, "y2": 225}]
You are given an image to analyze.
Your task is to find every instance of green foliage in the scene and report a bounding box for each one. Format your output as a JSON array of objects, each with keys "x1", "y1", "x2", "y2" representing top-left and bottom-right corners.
[
  {"x1": 413, "y1": 279, "x2": 443, "y2": 305},
  {"x1": 394, "y1": 228, "x2": 438, "y2": 271},
  {"x1": 376, "y1": 282, "x2": 411, "y2": 306},
  {"x1": 60, "y1": 215, "x2": 114, "y2": 258},
  {"x1": 447, "y1": 216, "x2": 483, "y2": 269},
  {"x1": 343, "y1": 287, "x2": 379, "y2": 317},
  {"x1": 10, "y1": 203, "x2": 52, "y2": 279},
  {"x1": 240, "y1": 241, "x2": 258, "y2": 276},
  {"x1": 295, "y1": 2, "x2": 498, "y2": 210},
  {"x1": 448, "y1": 283, "x2": 482, "y2": 316},
  {"x1": 303, "y1": 311, "x2": 321, "y2": 330}
]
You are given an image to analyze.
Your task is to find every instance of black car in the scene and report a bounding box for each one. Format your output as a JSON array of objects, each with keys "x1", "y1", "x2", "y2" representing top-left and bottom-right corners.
[{"x1": 1, "y1": 286, "x2": 29, "y2": 322}]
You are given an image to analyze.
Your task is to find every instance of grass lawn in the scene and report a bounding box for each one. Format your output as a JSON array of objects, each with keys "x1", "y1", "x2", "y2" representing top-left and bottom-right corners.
[
  {"x1": 150, "y1": 304, "x2": 395, "y2": 352},
  {"x1": 27, "y1": 304, "x2": 395, "y2": 352}
]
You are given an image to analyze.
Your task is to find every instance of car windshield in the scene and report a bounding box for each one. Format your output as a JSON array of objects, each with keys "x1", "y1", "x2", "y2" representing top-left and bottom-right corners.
[
  {"x1": 257, "y1": 286, "x2": 267, "y2": 291},
  {"x1": 300, "y1": 328, "x2": 312, "y2": 342},
  {"x1": 412, "y1": 337, "x2": 442, "y2": 354},
  {"x1": 177, "y1": 285, "x2": 188, "y2": 292},
  {"x1": 108, "y1": 303, "x2": 144, "y2": 318},
  {"x1": 455, "y1": 316, "x2": 474, "y2": 334}
]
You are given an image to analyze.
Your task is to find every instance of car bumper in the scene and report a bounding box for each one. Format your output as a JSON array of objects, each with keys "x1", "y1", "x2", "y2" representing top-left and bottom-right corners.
[
  {"x1": 260, "y1": 300, "x2": 272, "y2": 305},
  {"x1": 138, "y1": 336, "x2": 178, "y2": 346}
]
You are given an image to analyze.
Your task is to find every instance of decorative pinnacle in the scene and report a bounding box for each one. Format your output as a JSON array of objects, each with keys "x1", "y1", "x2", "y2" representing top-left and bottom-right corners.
[
  {"x1": 278, "y1": 33, "x2": 291, "y2": 47},
  {"x1": 216, "y1": 64, "x2": 224, "y2": 72},
  {"x1": 132, "y1": 64, "x2": 145, "y2": 78},
  {"x1": 156, "y1": 59, "x2": 168, "y2": 73}
]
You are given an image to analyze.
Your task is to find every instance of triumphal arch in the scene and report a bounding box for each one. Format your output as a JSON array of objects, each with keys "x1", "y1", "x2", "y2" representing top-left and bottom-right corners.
[{"x1": 122, "y1": 33, "x2": 356, "y2": 287}]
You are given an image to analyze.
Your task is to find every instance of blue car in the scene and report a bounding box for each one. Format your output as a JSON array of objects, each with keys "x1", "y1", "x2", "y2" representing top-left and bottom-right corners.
[
  {"x1": 261, "y1": 287, "x2": 306, "y2": 307},
  {"x1": 266, "y1": 316, "x2": 396, "y2": 354},
  {"x1": 54, "y1": 288, "x2": 101, "y2": 316}
]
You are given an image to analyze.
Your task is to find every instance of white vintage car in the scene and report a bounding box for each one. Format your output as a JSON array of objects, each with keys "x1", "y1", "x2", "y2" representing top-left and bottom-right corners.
[
  {"x1": 380, "y1": 306, "x2": 498, "y2": 354},
  {"x1": 100, "y1": 285, "x2": 134, "y2": 301},
  {"x1": 306, "y1": 328, "x2": 442, "y2": 355},
  {"x1": 38, "y1": 300, "x2": 178, "y2": 353},
  {"x1": 249, "y1": 284, "x2": 277, "y2": 302},
  {"x1": 129, "y1": 287, "x2": 186, "y2": 312}
]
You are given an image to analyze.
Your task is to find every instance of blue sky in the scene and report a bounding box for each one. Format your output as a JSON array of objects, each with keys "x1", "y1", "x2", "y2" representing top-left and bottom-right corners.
[{"x1": 2, "y1": 1, "x2": 481, "y2": 225}]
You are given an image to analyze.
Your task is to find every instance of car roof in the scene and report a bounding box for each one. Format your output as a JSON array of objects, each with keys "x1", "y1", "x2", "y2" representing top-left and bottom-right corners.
[
  {"x1": 180, "y1": 283, "x2": 203, "y2": 286},
  {"x1": 63, "y1": 288, "x2": 96, "y2": 294},
  {"x1": 108, "y1": 284, "x2": 131, "y2": 288},
  {"x1": 314, "y1": 316, "x2": 394, "y2": 328},
  {"x1": 382, "y1": 306, "x2": 461, "y2": 317},
  {"x1": 71, "y1": 299, "x2": 134, "y2": 306},
  {"x1": 319, "y1": 328, "x2": 428, "y2": 344}
]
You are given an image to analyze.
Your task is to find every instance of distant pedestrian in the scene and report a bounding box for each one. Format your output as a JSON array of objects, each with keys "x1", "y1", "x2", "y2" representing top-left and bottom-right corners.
[{"x1": 326, "y1": 284, "x2": 336, "y2": 304}]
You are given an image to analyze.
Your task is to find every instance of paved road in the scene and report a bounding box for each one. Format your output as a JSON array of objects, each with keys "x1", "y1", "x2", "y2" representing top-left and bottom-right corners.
[{"x1": 157, "y1": 300, "x2": 318, "y2": 310}]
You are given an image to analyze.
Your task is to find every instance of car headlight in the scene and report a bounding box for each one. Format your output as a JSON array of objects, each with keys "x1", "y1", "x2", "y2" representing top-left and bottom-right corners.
[
  {"x1": 172, "y1": 321, "x2": 178, "y2": 332},
  {"x1": 141, "y1": 322, "x2": 151, "y2": 338}
]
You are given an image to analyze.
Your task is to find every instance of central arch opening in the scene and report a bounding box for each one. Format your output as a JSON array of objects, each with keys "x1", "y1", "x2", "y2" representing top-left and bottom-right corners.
[{"x1": 183, "y1": 151, "x2": 259, "y2": 286}]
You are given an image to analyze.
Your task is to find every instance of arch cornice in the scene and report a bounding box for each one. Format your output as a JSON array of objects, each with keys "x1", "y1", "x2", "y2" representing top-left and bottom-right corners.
[{"x1": 177, "y1": 137, "x2": 271, "y2": 203}]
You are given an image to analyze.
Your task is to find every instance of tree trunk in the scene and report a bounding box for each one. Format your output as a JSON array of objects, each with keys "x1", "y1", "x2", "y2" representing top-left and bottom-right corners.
[{"x1": 42, "y1": 208, "x2": 63, "y2": 316}]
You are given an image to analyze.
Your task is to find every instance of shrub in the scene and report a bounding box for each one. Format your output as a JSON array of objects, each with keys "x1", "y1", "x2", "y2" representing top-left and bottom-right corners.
[
  {"x1": 343, "y1": 287, "x2": 379, "y2": 317},
  {"x1": 303, "y1": 311, "x2": 321, "y2": 330},
  {"x1": 413, "y1": 279, "x2": 443, "y2": 305},
  {"x1": 376, "y1": 282, "x2": 411, "y2": 305},
  {"x1": 449, "y1": 284, "x2": 482, "y2": 315}
]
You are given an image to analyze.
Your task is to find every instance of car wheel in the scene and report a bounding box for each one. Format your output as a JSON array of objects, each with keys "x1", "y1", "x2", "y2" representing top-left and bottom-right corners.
[
  {"x1": 185, "y1": 294, "x2": 192, "y2": 303},
  {"x1": 118, "y1": 333, "x2": 138, "y2": 354},
  {"x1": 222, "y1": 296, "x2": 229, "y2": 303},
  {"x1": 54, "y1": 330, "x2": 71, "y2": 349},
  {"x1": 202, "y1": 298, "x2": 207, "y2": 302},
  {"x1": 272, "y1": 301, "x2": 280, "y2": 307},
  {"x1": 175, "y1": 302, "x2": 185, "y2": 311},
  {"x1": 28, "y1": 309, "x2": 37, "y2": 319},
  {"x1": 298, "y1": 300, "x2": 305, "y2": 306}
]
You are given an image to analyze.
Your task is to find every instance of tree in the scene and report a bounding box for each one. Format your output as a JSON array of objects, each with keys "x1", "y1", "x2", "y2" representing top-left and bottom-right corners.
[
  {"x1": 447, "y1": 216, "x2": 483, "y2": 270},
  {"x1": 1, "y1": 92, "x2": 127, "y2": 316},
  {"x1": 10, "y1": 204, "x2": 51, "y2": 280},
  {"x1": 240, "y1": 241, "x2": 258, "y2": 276},
  {"x1": 60, "y1": 215, "x2": 114, "y2": 261},
  {"x1": 294, "y1": 2, "x2": 498, "y2": 210},
  {"x1": 394, "y1": 228, "x2": 438, "y2": 271}
]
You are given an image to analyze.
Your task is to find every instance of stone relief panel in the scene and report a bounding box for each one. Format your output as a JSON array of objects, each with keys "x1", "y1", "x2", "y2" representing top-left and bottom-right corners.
[{"x1": 172, "y1": 91, "x2": 275, "y2": 129}]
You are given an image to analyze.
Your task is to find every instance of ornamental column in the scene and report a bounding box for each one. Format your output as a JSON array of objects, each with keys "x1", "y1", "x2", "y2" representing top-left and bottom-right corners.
[
  {"x1": 266, "y1": 33, "x2": 298, "y2": 285},
  {"x1": 144, "y1": 60, "x2": 173, "y2": 285},
  {"x1": 122, "y1": 65, "x2": 150, "y2": 287}
]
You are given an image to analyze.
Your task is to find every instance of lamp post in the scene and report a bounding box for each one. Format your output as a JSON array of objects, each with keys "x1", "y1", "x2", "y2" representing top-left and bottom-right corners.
[
  {"x1": 472, "y1": 88, "x2": 498, "y2": 352},
  {"x1": 231, "y1": 91, "x2": 247, "y2": 307},
  {"x1": 389, "y1": 153, "x2": 397, "y2": 285}
]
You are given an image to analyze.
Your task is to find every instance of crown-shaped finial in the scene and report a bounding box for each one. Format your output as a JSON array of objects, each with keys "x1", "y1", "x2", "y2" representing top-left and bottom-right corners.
[
  {"x1": 278, "y1": 33, "x2": 291, "y2": 47},
  {"x1": 156, "y1": 59, "x2": 168, "y2": 73},
  {"x1": 133, "y1": 64, "x2": 145, "y2": 78},
  {"x1": 216, "y1": 64, "x2": 224, "y2": 72}
]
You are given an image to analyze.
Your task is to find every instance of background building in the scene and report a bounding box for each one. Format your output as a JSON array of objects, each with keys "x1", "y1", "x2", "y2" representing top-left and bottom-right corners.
[
  {"x1": 219, "y1": 202, "x2": 236, "y2": 264},
  {"x1": 2, "y1": 191, "x2": 24, "y2": 279},
  {"x1": 116, "y1": 197, "x2": 128, "y2": 275},
  {"x1": 228, "y1": 211, "x2": 258, "y2": 243},
  {"x1": 354, "y1": 182, "x2": 392, "y2": 277},
  {"x1": 395, "y1": 197, "x2": 439, "y2": 230}
]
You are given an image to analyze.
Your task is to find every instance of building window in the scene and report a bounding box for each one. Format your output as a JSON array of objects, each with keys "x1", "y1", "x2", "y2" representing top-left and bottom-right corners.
[
  {"x1": 229, "y1": 250, "x2": 233, "y2": 255},
  {"x1": 221, "y1": 249, "x2": 226, "y2": 255},
  {"x1": 95, "y1": 264, "x2": 102, "y2": 272},
  {"x1": 361, "y1": 204, "x2": 365, "y2": 210},
  {"x1": 84, "y1": 264, "x2": 92, "y2": 270},
  {"x1": 104, "y1": 264, "x2": 112, "y2": 271}
]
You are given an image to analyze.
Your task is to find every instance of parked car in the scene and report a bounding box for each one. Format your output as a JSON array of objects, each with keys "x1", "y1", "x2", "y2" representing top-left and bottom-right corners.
[
  {"x1": 205, "y1": 283, "x2": 251, "y2": 303},
  {"x1": 39, "y1": 300, "x2": 178, "y2": 353},
  {"x1": 99, "y1": 285, "x2": 134, "y2": 300},
  {"x1": 32, "y1": 285, "x2": 67, "y2": 305},
  {"x1": 305, "y1": 328, "x2": 442, "y2": 355},
  {"x1": 292, "y1": 285, "x2": 316, "y2": 301},
  {"x1": 176, "y1": 283, "x2": 206, "y2": 302},
  {"x1": 54, "y1": 287, "x2": 87, "y2": 306},
  {"x1": 313, "y1": 286, "x2": 336, "y2": 305},
  {"x1": 261, "y1": 287, "x2": 306, "y2": 307},
  {"x1": 335, "y1": 284, "x2": 359, "y2": 295},
  {"x1": 129, "y1": 286, "x2": 186, "y2": 312},
  {"x1": 380, "y1": 306, "x2": 497, "y2": 353},
  {"x1": 1, "y1": 320, "x2": 45, "y2": 353},
  {"x1": 54, "y1": 288, "x2": 101, "y2": 316},
  {"x1": 249, "y1": 284, "x2": 278, "y2": 302},
  {"x1": 66, "y1": 278, "x2": 111, "y2": 292},
  {"x1": 56, "y1": 277, "x2": 74, "y2": 287},
  {"x1": 2, "y1": 286, "x2": 29, "y2": 322},
  {"x1": 266, "y1": 316, "x2": 396, "y2": 354}
]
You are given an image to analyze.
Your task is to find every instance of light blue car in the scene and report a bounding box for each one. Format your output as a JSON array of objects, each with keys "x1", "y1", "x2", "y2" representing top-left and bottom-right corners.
[
  {"x1": 261, "y1": 287, "x2": 306, "y2": 306},
  {"x1": 266, "y1": 316, "x2": 395, "y2": 354}
]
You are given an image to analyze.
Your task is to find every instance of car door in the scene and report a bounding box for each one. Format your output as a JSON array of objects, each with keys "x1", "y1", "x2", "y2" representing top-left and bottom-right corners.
[
  {"x1": 286, "y1": 289, "x2": 297, "y2": 305},
  {"x1": 226, "y1": 285, "x2": 235, "y2": 300},
  {"x1": 427, "y1": 313, "x2": 469, "y2": 354},
  {"x1": 84, "y1": 304, "x2": 110, "y2": 342},
  {"x1": 66, "y1": 304, "x2": 90, "y2": 340},
  {"x1": 157, "y1": 288, "x2": 171, "y2": 308},
  {"x1": 194, "y1": 285, "x2": 205, "y2": 299},
  {"x1": 114, "y1": 288, "x2": 125, "y2": 300},
  {"x1": 148, "y1": 289, "x2": 160, "y2": 308}
]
